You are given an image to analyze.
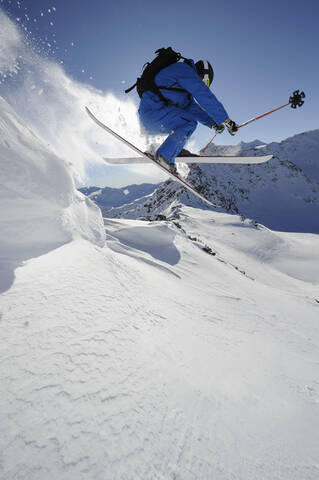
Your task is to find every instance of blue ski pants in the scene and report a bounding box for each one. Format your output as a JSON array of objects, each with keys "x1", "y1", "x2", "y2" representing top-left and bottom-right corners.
[{"x1": 139, "y1": 105, "x2": 198, "y2": 163}]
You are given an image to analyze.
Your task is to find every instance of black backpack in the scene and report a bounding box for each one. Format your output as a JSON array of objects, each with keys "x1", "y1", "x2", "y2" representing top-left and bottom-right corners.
[{"x1": 125, "y1": 47, "x2": 191, "y2": 105}]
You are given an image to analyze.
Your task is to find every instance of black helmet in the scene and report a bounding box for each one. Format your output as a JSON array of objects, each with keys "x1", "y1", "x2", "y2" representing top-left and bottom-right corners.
[{"x1": 195, "y1": 60, "x2": 214, "y2": 87}]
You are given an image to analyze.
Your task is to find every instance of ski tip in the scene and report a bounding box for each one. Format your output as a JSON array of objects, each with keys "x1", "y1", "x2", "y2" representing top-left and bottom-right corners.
[{"x1": 85, "y1": 106, "x2": 95, "y2": 118}]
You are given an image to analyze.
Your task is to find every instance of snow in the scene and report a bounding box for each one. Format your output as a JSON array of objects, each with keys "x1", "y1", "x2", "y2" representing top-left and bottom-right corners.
[
  {"x1": 0, "y1": 10, "x2": 22, "y2": 75},
  {"x1": 1, "y1": 210, "x2": 319, "y2": 479},
  {"x1": 0, "y1": 10, "x2": 157, "y2": 188},
  {"x1": 1, "y1": 96, "x2": 319, "y2": 479},
  {"x1": 107, "y1": 219, "x2": 180, "y2": 265},
  {"x1": 0, "y1": 96, "x2": 105, "y2": 292},
  {"x1": 202, "y1": 132, "x2": 319, "y2": 233},
  {"x1": 78, "y1": 183, "x2": 161, "y2": 217}
]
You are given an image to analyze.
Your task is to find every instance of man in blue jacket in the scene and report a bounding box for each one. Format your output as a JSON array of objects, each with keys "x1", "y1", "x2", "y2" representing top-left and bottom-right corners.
[{"x1": 138, "y1": 58, "x2": 238, "y2": 173}]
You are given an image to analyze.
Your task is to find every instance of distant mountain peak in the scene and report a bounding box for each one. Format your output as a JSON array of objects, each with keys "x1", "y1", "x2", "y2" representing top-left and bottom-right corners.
[
  {"x1": 82, "y1": 129, "x2": 319, "y2": 233},
  {"x1": 238, "y1": 139, "x2": 266, "y2": 149}
]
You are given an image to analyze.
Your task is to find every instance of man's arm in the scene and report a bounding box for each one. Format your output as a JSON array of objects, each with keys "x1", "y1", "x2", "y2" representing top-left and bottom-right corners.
[
  {"x1": 186, "y1": 99, "x2": 215, "y2": 127},
  {"x1": 176, "y1": 63, "x2": 229, "y2": 125}
]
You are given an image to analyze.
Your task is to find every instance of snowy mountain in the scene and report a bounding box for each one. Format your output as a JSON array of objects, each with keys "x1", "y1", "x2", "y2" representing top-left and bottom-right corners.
[
  {"x1": 1, "y1": 96, "x2": 319, "y2": 480},
  {"x1": 79, "y1": 182, "x2": 161, "y2": 217},
  {"x1": 100, "y1": 131, "x2": 319, "y2": 233}
]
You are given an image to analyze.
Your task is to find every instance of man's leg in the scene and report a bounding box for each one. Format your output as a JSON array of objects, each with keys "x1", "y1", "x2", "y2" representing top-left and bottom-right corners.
[{"x1": 157, "y1": 117, "x2": 197, "y2": 163}]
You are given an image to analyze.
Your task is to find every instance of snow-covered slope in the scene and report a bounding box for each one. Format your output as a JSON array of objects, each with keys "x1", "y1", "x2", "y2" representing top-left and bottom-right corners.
[
  {"x1": 1, "y1": 206, "x2": 318, "y2": 479},
  {"x1": 0, "y1": 96, "x2": 105, "y2": 292},
  {"x1": 104, "y1": 131, "x2": 319, "y2": 233},
  {"x1": 1, "y1": 97, "x2": 319, "y2": 479}
]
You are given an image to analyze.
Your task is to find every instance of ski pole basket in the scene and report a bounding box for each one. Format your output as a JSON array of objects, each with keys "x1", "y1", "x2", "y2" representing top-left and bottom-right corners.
[{"x1": 289, "y1": 90, "x2": 305, "y2": 109}]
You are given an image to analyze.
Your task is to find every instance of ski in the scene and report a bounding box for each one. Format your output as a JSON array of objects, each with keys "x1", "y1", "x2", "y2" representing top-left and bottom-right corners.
[
  {"x1": 85, "y1": 107, "x2": 220, "y2": 208},
  {"x1": 103, "y1": 154, "x2": 273, "y2": 165}
]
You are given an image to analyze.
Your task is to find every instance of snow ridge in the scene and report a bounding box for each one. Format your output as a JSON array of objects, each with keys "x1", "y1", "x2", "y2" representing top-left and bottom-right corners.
[{"x1": 0, "y1": 96, "x2": 105, "y2": 292}]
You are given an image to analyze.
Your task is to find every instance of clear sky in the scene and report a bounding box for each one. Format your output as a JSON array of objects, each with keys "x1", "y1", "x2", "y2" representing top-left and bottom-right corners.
[{"x1": 0, "y1": 0, "x2": 318, "y2": 186}]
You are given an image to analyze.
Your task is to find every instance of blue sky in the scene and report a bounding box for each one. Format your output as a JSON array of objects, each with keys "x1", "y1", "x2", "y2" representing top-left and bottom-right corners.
[{"x1": 0, "y1": 0, "x2": 318, "y2": 186}]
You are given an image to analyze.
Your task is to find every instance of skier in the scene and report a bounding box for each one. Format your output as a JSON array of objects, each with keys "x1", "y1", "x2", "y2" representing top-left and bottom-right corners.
[{"x1": 138, "y1": 58, "x2": 238, "y2": 173}]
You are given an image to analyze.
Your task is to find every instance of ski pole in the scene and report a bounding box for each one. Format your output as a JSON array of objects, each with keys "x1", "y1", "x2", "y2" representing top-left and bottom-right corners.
[
  {"x1": 201, "y1": 132, "x2": 217, "y2": 154},
  {"x1": 200, "y1": 90, "x2": 305, "y2": 154}
]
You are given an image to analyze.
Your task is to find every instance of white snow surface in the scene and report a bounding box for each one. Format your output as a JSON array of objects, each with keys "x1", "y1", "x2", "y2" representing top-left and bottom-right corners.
[
  {"x1": 1, "y1": 97, "x2": 319, "y2": 479},
  {"x1": 0, "y1": 96, "x2": 105, "y2": 291}
]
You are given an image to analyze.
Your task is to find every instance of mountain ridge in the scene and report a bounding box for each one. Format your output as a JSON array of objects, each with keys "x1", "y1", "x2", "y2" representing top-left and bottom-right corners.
[{"x1": 85, "y1": 130, "x2": 319, "y2": 233}]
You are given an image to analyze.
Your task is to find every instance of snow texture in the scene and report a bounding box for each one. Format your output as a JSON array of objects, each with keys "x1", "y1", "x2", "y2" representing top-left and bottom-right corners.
[
  {"x1": 0, "y1": 97, "x2": 319, "y2": 480},
  {"x1": 0, "y1": 96, "x2": 105, "y2": 293}
]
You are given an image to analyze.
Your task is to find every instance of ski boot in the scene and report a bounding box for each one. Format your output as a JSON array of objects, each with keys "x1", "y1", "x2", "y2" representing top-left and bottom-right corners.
[
  {"x1": 177, "y1": 148, "x2": 199, "y2": 158},
  {"x1": 145, "y1": 151, "x2": 178, "y2": 175}
]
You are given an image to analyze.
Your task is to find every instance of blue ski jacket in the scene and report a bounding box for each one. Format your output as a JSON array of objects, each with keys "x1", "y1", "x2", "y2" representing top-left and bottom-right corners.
[{"x1": 138, "y1": 59, "x2": 229, "y2": 133}]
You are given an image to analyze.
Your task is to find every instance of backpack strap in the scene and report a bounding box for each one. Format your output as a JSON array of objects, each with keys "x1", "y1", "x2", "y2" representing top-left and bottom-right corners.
[
  {"x1": 124, "y1": 82, "x2": 137, "y2": 94},
  {"x1": 157, "y1": 86, "x2": 192, "y2": 107},
  {"x1": 125, "y1": 49, "x2": 194, "y2": 104},
  {"x1": 158, "y1": 86, "x2": 188, "y2": 93}
]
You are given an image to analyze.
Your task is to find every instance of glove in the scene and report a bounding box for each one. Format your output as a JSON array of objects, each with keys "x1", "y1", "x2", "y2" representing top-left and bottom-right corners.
[
  {"x1": 212, "y1": 122, "x2": 225, "y2": 134},
  {"x1": 224, "y1": 119, "x2": 239, "y2": 136}
]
